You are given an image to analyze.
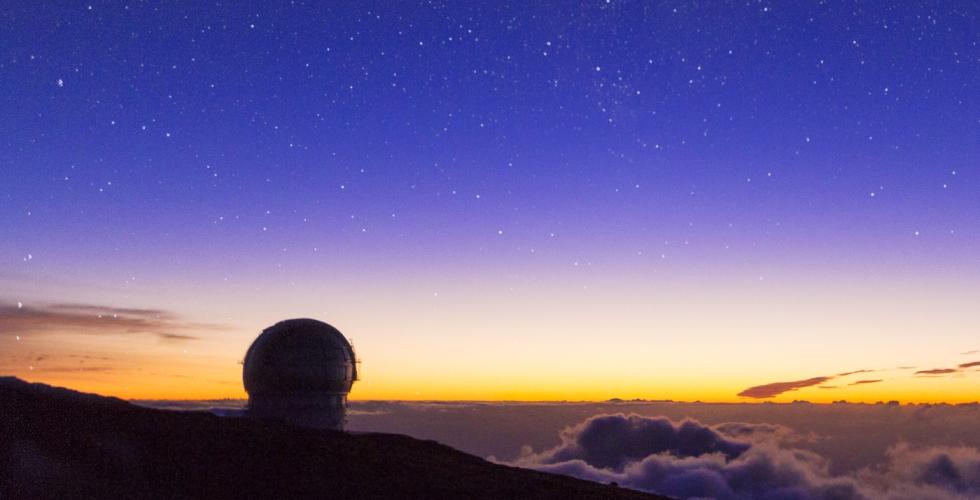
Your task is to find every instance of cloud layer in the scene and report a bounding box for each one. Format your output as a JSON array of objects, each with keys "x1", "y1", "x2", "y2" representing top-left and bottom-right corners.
[
  {"x1": 523, "y1": 414, "x2": 749, "y2": 470},
  {"x1": 512, "y1": 413, "x2": 980, "y2": 500}
]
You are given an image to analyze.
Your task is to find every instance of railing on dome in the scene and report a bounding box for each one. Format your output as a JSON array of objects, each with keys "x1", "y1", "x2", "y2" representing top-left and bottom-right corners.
[{"x1": 348, "y1": 339, "x2": 361, "y2": 381}]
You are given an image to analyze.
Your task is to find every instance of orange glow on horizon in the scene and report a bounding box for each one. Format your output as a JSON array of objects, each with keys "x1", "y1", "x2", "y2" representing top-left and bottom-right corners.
[
  {"x1": 4, "y1": 275, "x2": 978, "y2": 404},
  {"x1": 8, "y1": 365, "x2": 978, "y2": 405}
]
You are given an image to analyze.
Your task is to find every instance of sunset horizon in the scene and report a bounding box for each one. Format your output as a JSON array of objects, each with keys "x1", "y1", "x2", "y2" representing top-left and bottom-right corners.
[{"x1": 4, "y1": 298, "x2": 978, "y2": 404}]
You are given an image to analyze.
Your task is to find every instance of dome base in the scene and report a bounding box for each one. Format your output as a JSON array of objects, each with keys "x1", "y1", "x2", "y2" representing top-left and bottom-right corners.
[{"x1": 247, "y1": 392, "x2": 348, "y2": 430}]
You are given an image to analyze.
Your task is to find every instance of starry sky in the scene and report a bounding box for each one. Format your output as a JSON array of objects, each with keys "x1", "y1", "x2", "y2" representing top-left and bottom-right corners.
[{"x1": 1, "y1": 1, "x2": 978, "y2": 401}]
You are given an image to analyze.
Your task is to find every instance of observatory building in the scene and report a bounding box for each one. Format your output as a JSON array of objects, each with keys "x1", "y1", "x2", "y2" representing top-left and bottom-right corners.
[{"x1": 242, "y1": 318, "x2": 358, "y2": 430}]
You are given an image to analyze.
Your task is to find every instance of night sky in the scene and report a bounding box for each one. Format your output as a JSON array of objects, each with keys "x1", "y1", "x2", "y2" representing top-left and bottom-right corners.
[{"x1": 2, "y1": 1, "x2": 978, "y2": 401}]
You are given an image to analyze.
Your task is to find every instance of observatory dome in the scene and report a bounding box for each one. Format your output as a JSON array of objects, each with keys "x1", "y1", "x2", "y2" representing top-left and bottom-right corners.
[{"x1": 242, "y1": 318, "x2": 357, "y2": 430}]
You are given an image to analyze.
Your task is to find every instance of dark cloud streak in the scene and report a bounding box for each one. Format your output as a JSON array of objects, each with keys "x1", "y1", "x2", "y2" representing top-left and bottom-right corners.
[
  {"x1": 35, "y1": 366, "x2": 117, "y2": 373},
  {"x1": 739, "y1": 359, "x2": 973, "y2": 399},
  {"x1": 848, "y1": 379, "x2": 882, "y2": 386},
  {"x1": 0, "y1": 301, "x2": 224, "y2": 341},
  {"x1": 737, "y1": 376, "x2": 832, "y2": 399},
  {"x1": 915, "y1": 368, "x2": 958, "y2": 376},
  {"x1": 47, "y1": 303, "x2": 178, "y2": 320}
]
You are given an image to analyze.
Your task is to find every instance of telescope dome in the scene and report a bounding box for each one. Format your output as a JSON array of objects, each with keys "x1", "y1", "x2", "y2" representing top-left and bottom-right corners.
[{"x1": 242, "y1": 318, "x2": 357, "y2": 430}]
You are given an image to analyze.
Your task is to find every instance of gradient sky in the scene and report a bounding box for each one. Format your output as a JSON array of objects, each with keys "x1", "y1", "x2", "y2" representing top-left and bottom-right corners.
[{"x1": 1, "y1": 1, "x2": 978, "y2": 402}]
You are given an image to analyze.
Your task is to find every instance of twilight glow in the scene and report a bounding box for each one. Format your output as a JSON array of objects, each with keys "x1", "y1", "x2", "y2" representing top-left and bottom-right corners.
[{"x1": 1, "y1": 2, "x2": 978, "y2": 403}]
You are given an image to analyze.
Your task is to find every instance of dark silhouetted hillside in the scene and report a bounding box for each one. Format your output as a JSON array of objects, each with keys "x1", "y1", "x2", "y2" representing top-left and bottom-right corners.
[{"x1": 0, "y1": 377, "x2": 666, "y2": 500}]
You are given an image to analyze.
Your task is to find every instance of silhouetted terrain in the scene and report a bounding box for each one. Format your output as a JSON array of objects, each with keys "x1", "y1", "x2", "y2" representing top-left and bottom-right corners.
[{"x1": 0, "y1": 378, "x2": 665, "y2": 500}]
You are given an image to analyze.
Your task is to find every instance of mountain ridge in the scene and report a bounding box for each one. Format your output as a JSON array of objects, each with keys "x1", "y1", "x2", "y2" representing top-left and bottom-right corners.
[{"x1": 0, "y1": 377, "x2": 667, "y2": 499}]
